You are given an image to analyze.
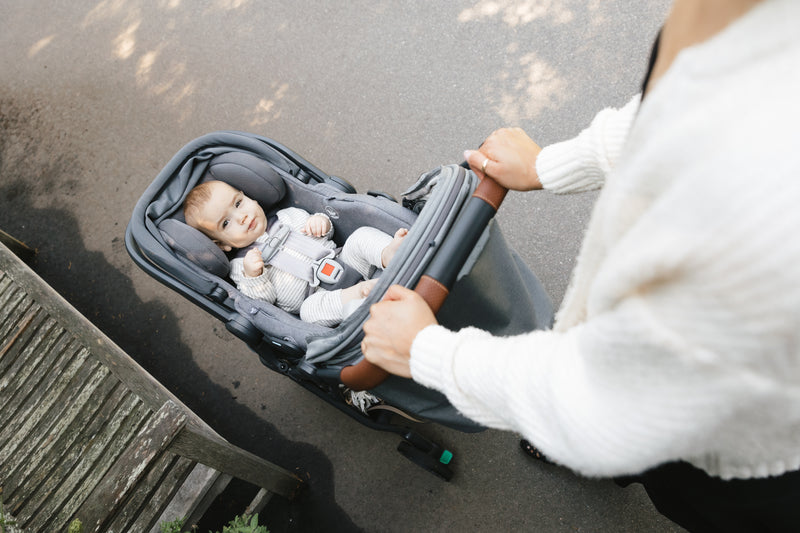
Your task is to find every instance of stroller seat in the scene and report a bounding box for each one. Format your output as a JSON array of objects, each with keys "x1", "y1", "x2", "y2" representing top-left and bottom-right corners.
[
  {"x1": 126, "y1": 131, "x2": 554, "y2": 480},
  {"x1": 137, "y1": 142, "x2": 416, "y2": 357}
]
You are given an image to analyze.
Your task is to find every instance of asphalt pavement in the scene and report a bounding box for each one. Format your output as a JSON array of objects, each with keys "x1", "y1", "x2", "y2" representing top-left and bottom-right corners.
[{"x1": 1, "y1": 1, "x2": 684, "y2": 531}]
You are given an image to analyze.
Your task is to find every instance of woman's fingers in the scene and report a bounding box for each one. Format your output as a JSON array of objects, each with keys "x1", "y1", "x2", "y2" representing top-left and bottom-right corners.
[
  {"x1": 362, "y1": 285, "x2": 438, "y2": 378},
  {"x1": 464, "y1": 127, "x2": 544, "y2": 191}
]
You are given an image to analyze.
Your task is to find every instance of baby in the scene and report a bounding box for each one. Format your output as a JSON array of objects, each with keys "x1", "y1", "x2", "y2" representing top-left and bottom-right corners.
[{"x1": 184, "y1": 180, "x2": 407, "y2": 326}]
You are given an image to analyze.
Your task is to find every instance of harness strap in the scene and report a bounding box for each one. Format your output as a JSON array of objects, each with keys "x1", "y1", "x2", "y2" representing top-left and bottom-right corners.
[
  {"x1": 237, "y1": 219, "x2": 362, "y2": 291},
  {"x1": 282, "y1": 226, "x2": 335, "y2": 262}
]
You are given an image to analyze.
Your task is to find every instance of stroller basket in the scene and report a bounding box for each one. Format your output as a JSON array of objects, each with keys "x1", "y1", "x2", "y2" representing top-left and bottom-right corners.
[{"x1": 126, "y1": 131, "x2": 553, "y2": 477}]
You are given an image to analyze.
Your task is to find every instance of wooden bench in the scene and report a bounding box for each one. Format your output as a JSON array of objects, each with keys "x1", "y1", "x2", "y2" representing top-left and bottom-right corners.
[{"x1": 0, "y1": 240, "x2": 303, "y2": 532}]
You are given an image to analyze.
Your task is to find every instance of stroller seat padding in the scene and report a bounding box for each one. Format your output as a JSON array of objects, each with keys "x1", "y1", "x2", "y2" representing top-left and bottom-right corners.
[
  {"x1": 157, "y1": 151, "x2": 290, "y2": 277},
  {"x1": 204, "y1": 151, "x2": 287, "y2": 206},
  {"x1": 159, "y1": 218, "x2": 231, "y2": 277}
]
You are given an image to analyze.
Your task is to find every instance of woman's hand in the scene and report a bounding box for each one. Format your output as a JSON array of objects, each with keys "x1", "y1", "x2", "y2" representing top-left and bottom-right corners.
[
  {"x1": 362, "y1": 285, "x2": 438, "y2": 378},
  {"x1": 464, "y1": 127, "x2": 544, "y2": 191}
]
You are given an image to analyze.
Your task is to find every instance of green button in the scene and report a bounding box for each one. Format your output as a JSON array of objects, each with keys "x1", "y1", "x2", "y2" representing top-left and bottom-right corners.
[{"x1": 439, "y1": 450, "x2": 453, "y2": 465}]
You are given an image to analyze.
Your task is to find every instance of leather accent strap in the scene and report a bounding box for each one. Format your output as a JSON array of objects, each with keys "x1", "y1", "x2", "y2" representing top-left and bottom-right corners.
[
  {"x1": 414, "y1": 275, "x2": 449, "y2": 314},
  {"x1": 340, "y1": 360, "x2": 388, "y2": 391},
  {"x1": 472, "y1": 175, "x2": 507, "y2": 212},
  {"x1": 341, "y1": 174, "x2": 508, "y2": 391},
  {"x1": 339, "y1": 275, "x2": 450, "y2": 391}
]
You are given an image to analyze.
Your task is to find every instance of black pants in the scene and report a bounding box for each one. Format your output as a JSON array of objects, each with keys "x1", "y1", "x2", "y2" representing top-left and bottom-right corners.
[{"x1": 616, "y1": 462, "x2": 800, "y2": 532}]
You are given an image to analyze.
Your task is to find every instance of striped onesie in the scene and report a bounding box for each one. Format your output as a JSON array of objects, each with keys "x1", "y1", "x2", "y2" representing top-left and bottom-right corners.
[{"x1": 230, "y1": 206, "x2": 392, "y2": 327}]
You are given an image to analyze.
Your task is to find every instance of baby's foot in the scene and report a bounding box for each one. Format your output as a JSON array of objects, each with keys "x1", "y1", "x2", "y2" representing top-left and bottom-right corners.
[
  {"x1": 341, "y1": 279, "x2": 378, "y2": 318},
  {"x1": 356, "y1": 278, "x2": 378, "y2": 299},
  {"x1": 341, "y1": 279, "x2": 377, "y2": 305},
  {"x1": 381, "y1": 228, "x2": 409, "y2": 267}
]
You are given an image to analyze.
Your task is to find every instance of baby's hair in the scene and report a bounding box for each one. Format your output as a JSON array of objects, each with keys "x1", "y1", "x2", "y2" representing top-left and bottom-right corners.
[{"x1": 183, "y1": 181, "x2": 216, "y2": 230}]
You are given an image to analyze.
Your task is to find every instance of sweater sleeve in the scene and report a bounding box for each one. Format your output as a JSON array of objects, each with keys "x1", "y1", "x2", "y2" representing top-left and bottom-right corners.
[
  {"x1": 410, "y1": 207, "x2": 800, "y2": 479},
  {"x1": 409, "y1": 303, "x2": 767, "y2": 478},
  {"x1": 537, "y1": 95, "x2": 640, "y2": 194}
]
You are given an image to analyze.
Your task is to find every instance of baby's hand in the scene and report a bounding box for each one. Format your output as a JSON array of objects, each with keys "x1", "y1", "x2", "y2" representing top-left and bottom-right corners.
[
  {"x1": 243, "y1": 248, "x2": 264, "y2": 277},
  {"x1": 304, "y1": 214, "x2": 331, "y2": 237}
]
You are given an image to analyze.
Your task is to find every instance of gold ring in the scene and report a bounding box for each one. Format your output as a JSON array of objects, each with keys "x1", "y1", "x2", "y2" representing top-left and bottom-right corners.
[{"x1": 481, "y1": 158, "x2": 490, "y2": 175}]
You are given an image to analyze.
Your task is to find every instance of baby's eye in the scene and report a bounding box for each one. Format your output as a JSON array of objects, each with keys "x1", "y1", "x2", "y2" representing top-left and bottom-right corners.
[
  {"x1": 222, "y1": 219, "x2": 229, "y2": 229},
  {"x1": 235, "y1": 200, "x2": 241, "y2": 208}
]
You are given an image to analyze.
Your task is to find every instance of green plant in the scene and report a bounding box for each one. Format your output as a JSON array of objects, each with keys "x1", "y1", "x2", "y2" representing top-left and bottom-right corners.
[
  {"x1": 160, "y1": 512, "x2": 268, "y2": 533},
  {"x1": 67, "y1": 519, "x2": 84, "y2": 533},
  {"x1": 220, "y1": 514, "x2": 268, "y2": 533},
  {"x1": 160, "y1": 516, "x2": 186, "y2": 533},
  {"x1": 0, "y1": 489, "x2": 19, "y2": 533}
]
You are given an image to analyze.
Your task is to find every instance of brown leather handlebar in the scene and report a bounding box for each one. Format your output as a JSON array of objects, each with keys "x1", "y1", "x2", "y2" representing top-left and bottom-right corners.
[
  {"x1": 340, "y1": 174, "x2": 508, "y2": 391},
  {"x1": 338, "y1": 275, "x2": 451, "y2": 391},
  {"x1": 472, "y1": 173, "x2": 508, "y2": 211},
  {"x1": 413, "y1": 275, "x2": 450, "y2": 314},
  {"x1": 339, "y1": 358, "x2": 389, "y2": 392}
]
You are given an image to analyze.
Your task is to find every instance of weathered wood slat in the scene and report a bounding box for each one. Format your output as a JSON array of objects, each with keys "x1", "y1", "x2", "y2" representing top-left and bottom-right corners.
[
  {"x1": 0, "y1": 294, "x2": 41, "y2": 350},
  {"x1": 0, "y1": 271, "x2": 12, "y2": 295},
  {"x1": 0, "y1": 347, "x2": 94, "y2": 460},
  {"x1": 0, "y1": 318, "x2": 56, "y2": 408},
  {"x1": 102, "y1": 452, "x2": 180, "y2": 533},
  {"x1": 151, "y1": 463, "x2": 227, "y2": 533},
  {"x1": 0, "y1": 247, "x2": 175, "y2": 412},
  {"x1": 0, "y1": 314, "x2": 59, "y2": 414},
  {"x1": 0, "y1": 280, "x2": 29, "y2": 330},
  {"x1": 110, "y1": 455, "x2": 196, "y2": 533},
  {"x1": 72, "y1": 401, "x2": 188, "y2": 533},
  {"x1": 0, "y1": 274, "x2": 26, "y2": 319},
  {"x1": 3, "y1": 377, "x2": 122, "y2": 509},
  {"x1": 245, "y1": 488, "x2": 274, "y2": 516},
  {"x1": 183, "y1": 473, "x2": 234, "y2": 531},
  {"x1": 0, "y1": 303, "x2": 45, "y2": 378},
  {"x1": 18, "y1": 396, "x2": 148, "y2": 530},
  {"x1": 1, "y1": 315, "x2": 60, "y2": 383},
  {"x1": 134, "y1": 456, "x2": 199, "y2": 533},
  {"x1": 0, "y1": 346, "x2": 94, "y2": 457},
  {"x1": 44, "y1": 400, "x2": 157, "y2": 532},
  {"x1": 0, "y1": 325, "x2": 69, "y2": 430},
  {"x1": 2, "y1": 338, "x2": 85, "y2": 480},
  {"x1": 0, "y1": 333, "x2": 75, "y2": 434},
  {"x1": 0, "y1": 296, "x2": 36, "y2": 361},
  {"x1": 171, "y1": 429, "x2": 303, "y2": 500},
  {"x1": 1, "y1": 240, "x2": 305, "y2": 531},
  {"x1": 7, "y1": 385, "x2": 131, "y2": 515},
  {"x1": 2, "y1": 322, "x2": 67, "y2": 393},
  {"x1": 0, "y1": 360, "x2": 111, "y2": 484}
]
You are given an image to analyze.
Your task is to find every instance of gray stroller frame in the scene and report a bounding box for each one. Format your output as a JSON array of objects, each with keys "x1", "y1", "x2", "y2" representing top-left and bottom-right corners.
[{"x1": 125, "y1": 131, "x2": 553, "y2": 480}]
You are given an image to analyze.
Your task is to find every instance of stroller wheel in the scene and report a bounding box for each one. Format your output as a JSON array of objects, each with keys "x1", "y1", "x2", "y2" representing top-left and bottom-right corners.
[{"x1": 397, "y1": 440, "x2": 454, "y2": 481}]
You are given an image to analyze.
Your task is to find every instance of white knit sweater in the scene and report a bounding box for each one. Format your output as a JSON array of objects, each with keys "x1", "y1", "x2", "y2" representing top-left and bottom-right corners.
[{"x1": 410, "y1": 0, "x2": 800, "y2": 480}]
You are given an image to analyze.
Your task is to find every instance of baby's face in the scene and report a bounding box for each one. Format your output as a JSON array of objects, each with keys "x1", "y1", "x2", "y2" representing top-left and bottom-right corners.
[{"x1": 195, "y1": 181, "x2": 267, "y2": 251}]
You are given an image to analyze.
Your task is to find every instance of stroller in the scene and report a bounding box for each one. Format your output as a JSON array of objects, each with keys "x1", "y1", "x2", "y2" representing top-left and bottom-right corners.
[{"x1": 125, "y1": 131, "x2": 553, "y2": 480}]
